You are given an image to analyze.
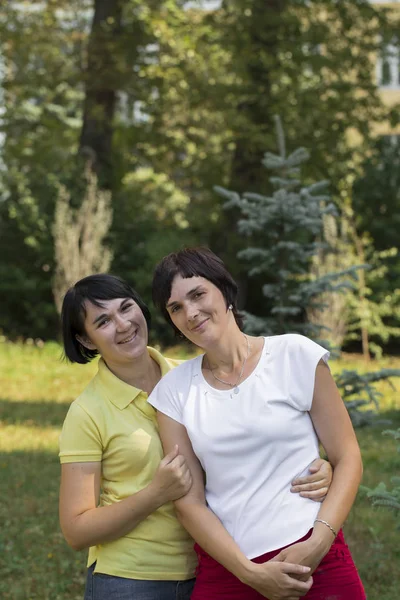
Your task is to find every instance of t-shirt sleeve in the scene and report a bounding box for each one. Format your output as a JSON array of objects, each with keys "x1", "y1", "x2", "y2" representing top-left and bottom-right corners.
[
  {"x1": 287, "y1": 334, "x2": 330, "y2": 412},
  {"x1": 59, "y1": 401, "x2": 103, "y2": 464},
  {"x1": 148, "y1": 371, "x2": 185, "y2": 425}
]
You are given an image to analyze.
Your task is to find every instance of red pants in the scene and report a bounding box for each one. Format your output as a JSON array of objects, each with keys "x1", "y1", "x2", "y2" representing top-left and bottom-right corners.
[{"x1": 191, "y1": 530, "x2": 366, "y2": 599}]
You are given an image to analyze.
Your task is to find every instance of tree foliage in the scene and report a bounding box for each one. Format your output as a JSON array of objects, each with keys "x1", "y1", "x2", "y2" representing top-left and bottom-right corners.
[
  {"x1": 215, "y1": 116, "x2": 357, "y2": 341},
  {"x1": 0, "y1": 0, "x2": 398, "y2": 346},
  {"x1": 366, "y1": 429, "x2": 400, "y2": 518},
  {"x1": 216, "y1": 117, "x2": 400, "y2": 423}
]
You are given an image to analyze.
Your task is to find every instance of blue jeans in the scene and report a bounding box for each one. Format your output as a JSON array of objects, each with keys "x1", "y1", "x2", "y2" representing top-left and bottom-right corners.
[{"x1": 84, "y1": 563, "x2": 195, "y2": 600}]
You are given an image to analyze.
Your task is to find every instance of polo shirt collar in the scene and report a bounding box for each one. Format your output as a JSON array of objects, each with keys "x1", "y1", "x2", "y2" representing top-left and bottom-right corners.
[
  {"x1": 148, "y1": 346, "x2": 172, "y2": 378},
  {"x1": 97, "y1": 346, "x2": 170, "y2": 411}
]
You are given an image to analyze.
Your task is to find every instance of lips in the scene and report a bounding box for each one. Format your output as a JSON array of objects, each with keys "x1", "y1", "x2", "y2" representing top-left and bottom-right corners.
[
  {"x1": 118, "y1": 330, "x2": 138, "y2": 344},
  {"x1": 191, "y1": 318, "x2": 209, "y2": 332}
]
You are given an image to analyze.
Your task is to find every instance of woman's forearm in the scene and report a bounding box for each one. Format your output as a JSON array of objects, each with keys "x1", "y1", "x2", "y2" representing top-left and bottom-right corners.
[
  {"x1": 175, "y1": 499, "x2": 254, "y2": 582},
  {"x1": 175, "y1": 498, "x2": 313, "y2": 598},
  {"x1": 270, "y1": 452, "x2": 363, "y2": 574},
  {"x1": 61, "y1": 482, "x2": 164, "y2": 551},
  {"x1": 309, "y1": 364, "x2": 364, "y2": 552},
  {"x1": 61, "y1": 445, "x2": 192, "y2": 550},
  {"x1": 311, "y1": 452, "x2": 363, "y2": 550}
]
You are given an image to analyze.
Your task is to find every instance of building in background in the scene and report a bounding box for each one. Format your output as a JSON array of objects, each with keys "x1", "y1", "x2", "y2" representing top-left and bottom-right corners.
[{"x1": 371, "y1": 0, "x2": 400, "y2": 139}]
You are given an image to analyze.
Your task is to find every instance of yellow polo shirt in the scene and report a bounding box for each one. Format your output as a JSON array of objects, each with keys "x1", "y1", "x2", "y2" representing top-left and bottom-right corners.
[{"x1": 59, "y1": 347, "x2": 197, "y2": 580}]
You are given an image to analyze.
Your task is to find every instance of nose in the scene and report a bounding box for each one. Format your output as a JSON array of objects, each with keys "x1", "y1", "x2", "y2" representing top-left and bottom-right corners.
[
  {"x1": 186, "y1": 302, "x2": 199, "y2": 322},
  {"x1": 115, "y1": 313, "x2": 131, "y2": 332}
]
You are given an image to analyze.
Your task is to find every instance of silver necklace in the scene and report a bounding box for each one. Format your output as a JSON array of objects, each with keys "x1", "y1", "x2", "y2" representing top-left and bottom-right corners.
[{"x1": 207, "y1": 335, "x2": 250, "y2": 394}]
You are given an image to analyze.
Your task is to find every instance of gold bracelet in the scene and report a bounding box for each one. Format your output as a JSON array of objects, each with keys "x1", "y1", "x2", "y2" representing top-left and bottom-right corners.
[{"x1": 314, "y1": 518, "x2": 337, "y2": 538}]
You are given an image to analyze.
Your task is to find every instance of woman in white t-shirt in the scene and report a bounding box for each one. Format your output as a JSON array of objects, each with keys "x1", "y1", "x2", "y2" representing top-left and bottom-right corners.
[{"x1": 149, "y1": 247, "x2": 366, "y2": 600}]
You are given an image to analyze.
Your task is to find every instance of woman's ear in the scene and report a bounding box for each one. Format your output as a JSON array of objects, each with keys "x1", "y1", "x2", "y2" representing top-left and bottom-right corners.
[{"x1": 76, "y1": 334, "x2": 96, "y2": 351}]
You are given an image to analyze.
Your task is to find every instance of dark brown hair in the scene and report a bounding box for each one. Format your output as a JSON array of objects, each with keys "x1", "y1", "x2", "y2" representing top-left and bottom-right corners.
[
  {"x1": 152, "y1": 247, "x2": 244, "y2": 334},
  {"x1": 61, "y1": 274, "x2": 151, "y2": 364}
]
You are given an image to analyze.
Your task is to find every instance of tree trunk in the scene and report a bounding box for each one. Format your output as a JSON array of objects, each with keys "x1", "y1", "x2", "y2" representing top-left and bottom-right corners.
[
  {"x1": 79, "y1": 0, "x2": 126, "y2": 185},
  {"x1": 212, "y1": 0, "x2": 288, "y2": 310},
  {"x1": 354, "y1": 236, "x2": 371, "y2": 362},
  {"x1": 228, "y1": 0, "x2": 288, "y2": 194}
]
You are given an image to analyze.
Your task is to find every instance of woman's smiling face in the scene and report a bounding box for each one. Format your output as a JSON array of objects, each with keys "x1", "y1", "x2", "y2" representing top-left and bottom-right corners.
[
  {"x1": 166, "y1": 275, "x2": 231, "y2": 347},
  {"x1": 78, "y1": 297, "x2": 149, "y2": 365}
]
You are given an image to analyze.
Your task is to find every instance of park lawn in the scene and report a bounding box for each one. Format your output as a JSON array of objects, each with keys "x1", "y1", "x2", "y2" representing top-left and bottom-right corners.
[{"x1": 0, "y1": 340, "x2": 399, "y2": 599}]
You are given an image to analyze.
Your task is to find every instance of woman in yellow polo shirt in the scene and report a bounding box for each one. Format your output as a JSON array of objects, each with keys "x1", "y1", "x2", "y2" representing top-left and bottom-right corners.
[{"x1": 59, "y1": 273, "x2": 332, "y2": 600}]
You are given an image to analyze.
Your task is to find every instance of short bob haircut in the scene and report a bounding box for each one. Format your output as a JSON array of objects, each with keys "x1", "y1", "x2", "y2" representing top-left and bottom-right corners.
[
  {"x1": 152, "y1": 247, "x2": 244, "y2": 334},
  {"x1": 61, "y1": 273, "x2": 151, "y2": 364}
]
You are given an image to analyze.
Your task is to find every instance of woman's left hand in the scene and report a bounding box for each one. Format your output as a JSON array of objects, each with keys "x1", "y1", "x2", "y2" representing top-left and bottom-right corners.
[
  {"x1": 270, "y1": 535, "x2": 331, "y2": 582},
  {"x1": 291, "y1": 458, "x2": 332, "y2": 501}
]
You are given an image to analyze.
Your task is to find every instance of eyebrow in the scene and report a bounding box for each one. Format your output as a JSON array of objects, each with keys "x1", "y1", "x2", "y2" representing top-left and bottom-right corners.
[
  {"x1": 92, "y1": 298, "x2": 131, "y2": 325},
  {"x1": 166, "y1": 286, "x2": 203, "y2": 309}
]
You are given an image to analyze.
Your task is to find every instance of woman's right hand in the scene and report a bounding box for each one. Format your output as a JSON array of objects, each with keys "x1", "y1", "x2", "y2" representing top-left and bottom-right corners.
[
  {"x1": 241, "y1": 560, "x2": 313, "y2": 600},
  {"x1": 151, "y1": 445, "x2": 192, "y2": 504}
]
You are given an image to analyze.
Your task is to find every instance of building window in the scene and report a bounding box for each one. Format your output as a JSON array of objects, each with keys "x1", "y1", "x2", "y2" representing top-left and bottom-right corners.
[{"x1": 377, "y1": 38, "x2": 400, "y2": 89}]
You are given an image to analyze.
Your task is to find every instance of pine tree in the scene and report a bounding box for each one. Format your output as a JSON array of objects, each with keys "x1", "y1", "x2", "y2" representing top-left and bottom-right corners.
[
  {"x1": 307, "y1": 210, "x2": 353, "y2": 350},
  {"x1": 215, "y1": 116, "x2": 400, "y2": 424},
  {"x1": 343, "y1": 206, "x2": 400, "y2": 361},
  {"x1": 365, "y1": 429, "x2": 400, "y2": 518},
  {"x1": 307, "y1": 192, "x2": 400, "y2": 359},
  {"x1": 215, "y1": 115, "x2": 356, "y2": 343}
]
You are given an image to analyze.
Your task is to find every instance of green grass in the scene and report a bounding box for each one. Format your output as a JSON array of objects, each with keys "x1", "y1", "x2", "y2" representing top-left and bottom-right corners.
[{"x1": 1, "y1": 340, "x2": 399, "y2": 599}]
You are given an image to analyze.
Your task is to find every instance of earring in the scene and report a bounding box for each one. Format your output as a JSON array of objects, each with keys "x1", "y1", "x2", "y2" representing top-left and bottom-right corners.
[{"x1": 228, "y1": 304, "x2": 233, "y2": 310}]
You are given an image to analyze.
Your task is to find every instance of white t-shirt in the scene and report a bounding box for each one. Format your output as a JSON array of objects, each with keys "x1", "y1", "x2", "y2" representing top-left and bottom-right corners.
[{"x1": 149, "y1": 333, "x2": 330, "y2": 558}]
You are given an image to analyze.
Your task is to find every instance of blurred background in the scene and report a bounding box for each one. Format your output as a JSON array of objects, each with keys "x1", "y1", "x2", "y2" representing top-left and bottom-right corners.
[
  {"x1": 0, "y1": 0, "x2": 400, "y2": 351},
  {"x1": 1, "y1": 1, "x2": 400, "y2": 599}
]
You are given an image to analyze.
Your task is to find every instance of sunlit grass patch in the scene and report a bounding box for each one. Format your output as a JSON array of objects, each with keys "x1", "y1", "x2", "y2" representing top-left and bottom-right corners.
[
  {"x1": 0, "y1": 340, "x2": 97, "y2": 403},
  {"x1": 0, "y1": 423, "x2": 61, "y2": 452},
  {"x1": 331, "y1": 353, "x2": 400, "y2": 411}
]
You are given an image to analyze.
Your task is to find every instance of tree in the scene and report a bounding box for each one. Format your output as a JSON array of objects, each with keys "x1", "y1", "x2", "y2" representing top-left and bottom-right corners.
[
  {"x1": 344, "y1": 222, "x2": 400, "y2": 361},
  {"x1": 353, "y1": 138, "x2": 400, "y2": 255},
  {"x1": 52, "y1": 168, "x2": 113, "y2": 313},
  {"x1": 0, "y1": 0, "x2": 398, "y2": 342},
  {"x1": 366, "y1": 429, "x2": 400, "y2": 518},
  {"x1": 308, "y1": 170, "x2": 400, "y2": 359},
  {"x1": 307, "y1": 211, "x2": 353, "y2": 349},
  {"x1": 215, "y1": 116, "x2": 400, "y2": 423},
  {"x1": 352, "y1": 136, "x2": 400, "y2": 315},
  {"x1": 80, "y1": 0, "x2": 127, "y2": 180},
  {"x1": 0, "y1": 1, "x2": 184, "y2": 337},
  {"x1": 215, "y1": 116, "x2": 354, "y2": 341},
  {"x1": 0, "y1": 1, "x2": 90, "y2": 337},
  {"x1": 187, "y1": 0, "x2": 393, "y2": 304}
]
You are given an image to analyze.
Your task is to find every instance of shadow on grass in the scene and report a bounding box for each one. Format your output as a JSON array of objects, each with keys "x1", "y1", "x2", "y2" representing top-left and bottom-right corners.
[
  {"x1": 0, "y1": 449, "x2": 87, "y2": 600},
  {"x1": 0, "y1": 398, "x2": 71, "y2": 427},
  {"x1": 0, "y1": 448, "x2": 60, "y2": 498}
]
